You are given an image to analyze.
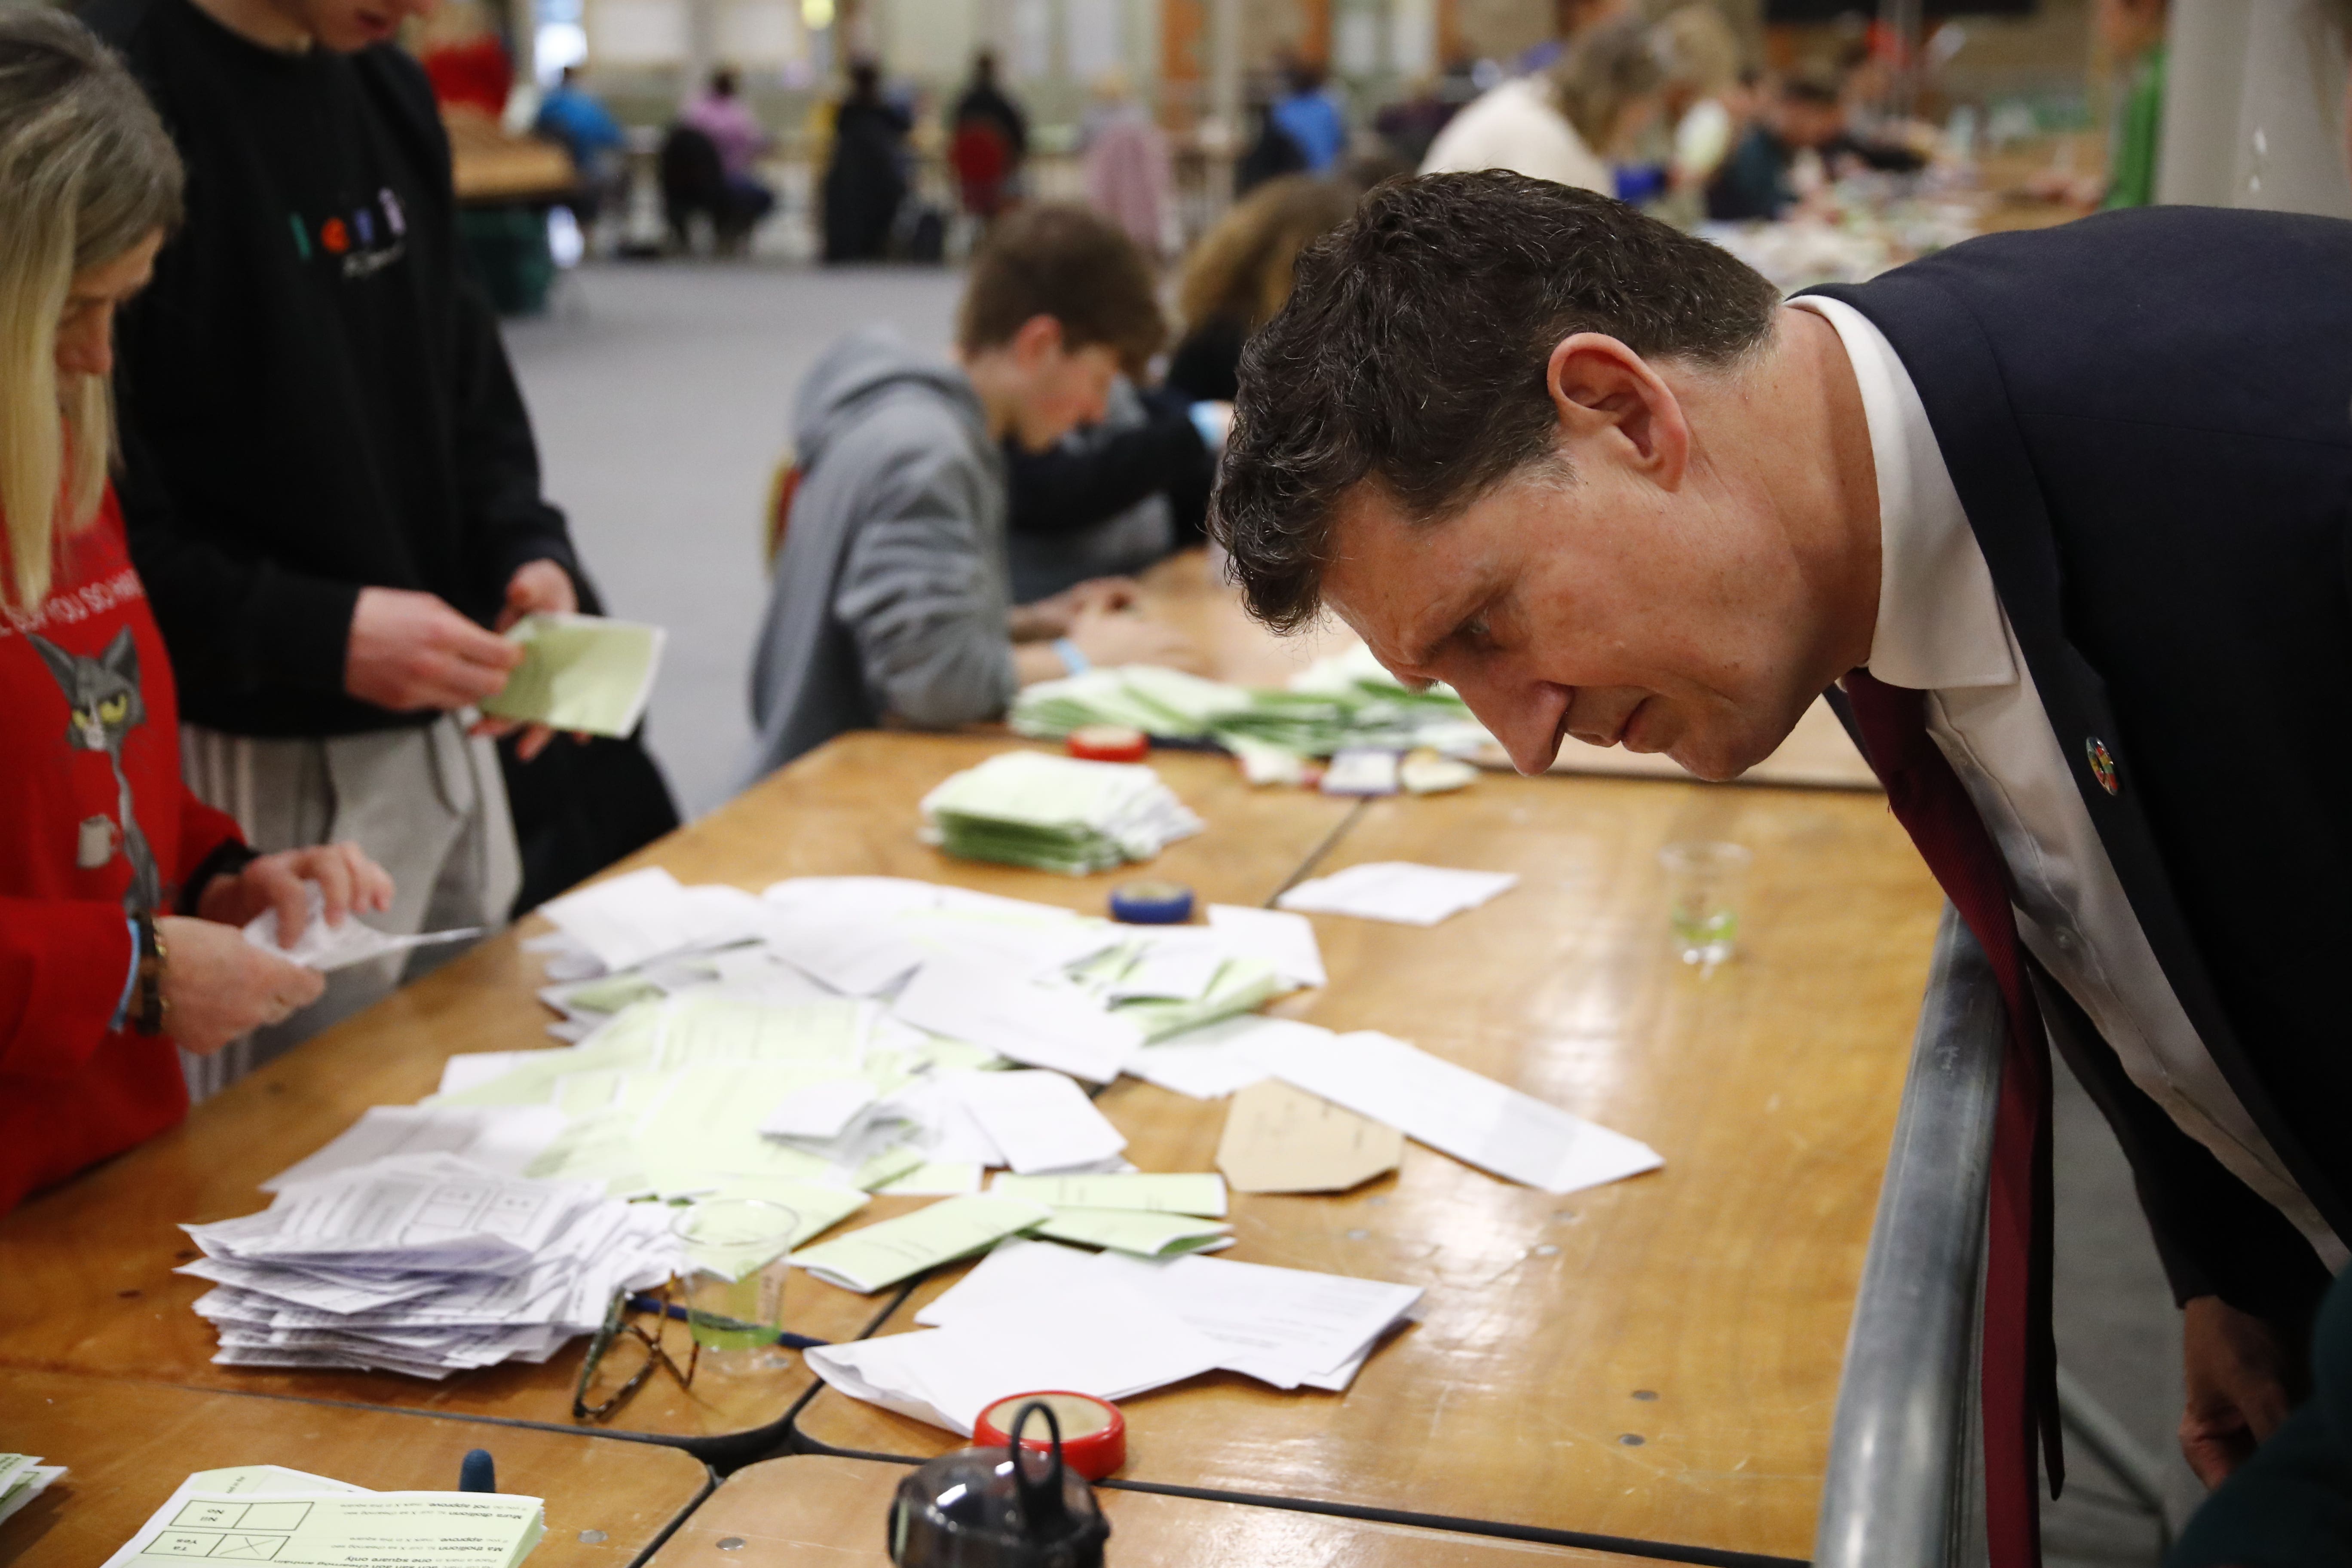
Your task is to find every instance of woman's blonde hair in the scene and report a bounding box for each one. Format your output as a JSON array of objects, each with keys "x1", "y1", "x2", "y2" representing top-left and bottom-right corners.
[
  {"x1": 1548, "y1": 15, "x2": 1666, "y2": 150},
  {"x1": 0, "y1": 12, "x2": 181, "y2": 615},
  {"x1": 1654, "y1": 5, "x2": 1741, "y2": 99},
  {"x1": 1177, "y1": 175, "x2": 1360, "y2": 337}
]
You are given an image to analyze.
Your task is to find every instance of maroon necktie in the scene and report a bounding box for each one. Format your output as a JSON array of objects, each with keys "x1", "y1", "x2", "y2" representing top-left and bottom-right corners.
[{"x1": 1843, "y1": 668, "x2": 2061, "y2": 1568}]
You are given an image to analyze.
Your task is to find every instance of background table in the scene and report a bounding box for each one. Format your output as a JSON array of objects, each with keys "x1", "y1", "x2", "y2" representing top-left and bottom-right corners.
[
  {"x1": 0, "y1": 734, "x2": 1350, "y2": 1461},
  {"x1": 650, "y1": 1455, "x2": 1671, "y2": 1567},
  {"x1": 790, "y1": 769, "x2": 1943, "y2": 1562},
  {"x1": 0, "y1": 1369, "x2": 710, "y2": 1566}
]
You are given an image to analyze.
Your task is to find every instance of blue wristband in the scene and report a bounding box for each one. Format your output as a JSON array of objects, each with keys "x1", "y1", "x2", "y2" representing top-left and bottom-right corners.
[
  {"x1": 109, "y1": 915, "x2": 141, "y2": 1032},
  {"x1": 1053, "y1": 637, "x2": 1090, "y2": 676}
]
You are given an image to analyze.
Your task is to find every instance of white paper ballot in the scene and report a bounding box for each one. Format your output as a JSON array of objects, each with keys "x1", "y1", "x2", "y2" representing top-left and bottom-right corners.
[
  {"x1": 260, "y1": 1105, "x2": 567, "y2": 1192},
  {"x1": 1128, "y1": 1014, "x2": 1338, "y2": 1100},
  {"x1": 1275, "y1": 862, "x2": 1520, "y2": 926},
  {"x1": 891, "y1": 956, "x2": 1141, "y2": 1084},
  {"x1": 1205, "y1": 905, "x2": 1326, "y2": 987},
  {"x1": 243, "y1": 885, "x2": 478, "y2": 973},
  {"x1": 953, "y1": 1070, "x2": 1127, "y2": 1175},
  {"x1": 758, "y1": 1077, "x2": 882, "y2": 1141},
  {"x1": 540, "y1": 867, "x2": 756, "y2": 972},
  {"x1": 1268, "y1": 1031, "x2": 1663, "y2": 1195}
]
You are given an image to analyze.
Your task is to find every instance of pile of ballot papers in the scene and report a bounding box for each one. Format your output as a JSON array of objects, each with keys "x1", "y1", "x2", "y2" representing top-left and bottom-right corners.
[
  {"x1": 193, "y1": 809, "x2": 1670, "y2": 1402},
  {"x1": 804, "y1": 1236, "x2": 1424, "y2": 1434},
  {"x1": 1010, "y1": 648, "x2": 1495, "y2": 771},
  {"x1": 918, "y1": 751, "x2": 1204, "y2": 873},
  {"x1": 181, "y1": 1154, "x2": 678, "y2": 1378},
  {"x1": 103, "y1": 1464, "x2": 543, "y2": 1568},
  {"x1": 0, "y1": 1454, "x2": 62, "y2": 1528}
]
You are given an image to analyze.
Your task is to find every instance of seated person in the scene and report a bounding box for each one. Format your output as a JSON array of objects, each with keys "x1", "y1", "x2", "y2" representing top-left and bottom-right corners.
[
  {"x1": 1706, "y1": 69, "x2": 1923, "y2": 221},
  {"x1": 680, "y1": 67, "x2": 776, "y2": 239},
  {"x1": 534, "y1": 64, "x2": 628, "y2": 226},
  {"x1": 0, "y1": 13, "x2": 393, "y2": 1216},
  {"x1": 1166, "y1": 174, "x2": 1360, "y2": 404},
  {"x1": 743, "y1": 203, "x2": 1200, "y2": 779},
  {"x1": 1004, "y1": 376, "x2": 1217, "y2": 602}
]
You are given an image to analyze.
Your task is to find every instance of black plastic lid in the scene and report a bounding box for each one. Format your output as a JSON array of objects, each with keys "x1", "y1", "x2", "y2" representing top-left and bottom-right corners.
[{"x1": 887, "y1": 1402, "x2": 1112, "y2": 1568}]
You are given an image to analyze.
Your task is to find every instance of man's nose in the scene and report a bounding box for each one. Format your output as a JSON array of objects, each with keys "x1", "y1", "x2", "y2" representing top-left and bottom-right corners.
[{"x1": 1453, "y1": 673, "x2": 1567, "y2": 777}]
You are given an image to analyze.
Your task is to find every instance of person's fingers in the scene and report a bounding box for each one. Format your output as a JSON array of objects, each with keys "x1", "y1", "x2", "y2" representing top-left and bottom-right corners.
[
  {"x1": 517, "y1": 724, "x2": 556, "y2": 762},
  {"x1": 305, "y1": 848, "x2": 355, "y2": 928},
  {"x1": 471, "y1": 714, "x2": 521, "y2": 738},
  {"x1": 250, "y1": 860, "x2": 310, "y2": 947},
  {"x1": 433, "y1": 610, "x2": 526, "y2": 672},
  {"x1": 345, "y1": 845, "x2": 395, "y2": 913}
]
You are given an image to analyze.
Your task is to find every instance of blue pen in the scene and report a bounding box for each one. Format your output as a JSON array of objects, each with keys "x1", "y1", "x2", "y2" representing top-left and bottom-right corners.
[{"x1": 626, "y1": 1292, "x2": 830, "y2": 1351}]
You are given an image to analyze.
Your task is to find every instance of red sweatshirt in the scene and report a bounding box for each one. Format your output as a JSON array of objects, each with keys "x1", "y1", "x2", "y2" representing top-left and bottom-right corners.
[{"x1": 0, "y1": 488, "x2": 245, "y2": 1215}]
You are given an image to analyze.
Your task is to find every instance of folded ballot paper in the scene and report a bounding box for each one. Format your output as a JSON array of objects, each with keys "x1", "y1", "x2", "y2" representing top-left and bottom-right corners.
[
  {"x1": 919, "y1": 751, "x2": 1203, "y2": 873},
  {"x1": 102, "y1": 1463, "x2": 543, "y2": 1568},
  {"x1": 0, "y1": 1453, "x2": 63, "y2": 1528},
  {"x1": 244, "y1": 884, "x2": 479, "y2": 974},
  {"x1": 181, "y1": 1153, "x2": 678, "y2": 1378},
  {"x1": 478, "y1": 612, "x2": 664, "y2": 738},
  {"x1": 803, "y1": 1237, "x2": 1422, "y2": 1433},
  {"x1": 1276, "y1": 861, "x2": 1519, "y2": 926}
]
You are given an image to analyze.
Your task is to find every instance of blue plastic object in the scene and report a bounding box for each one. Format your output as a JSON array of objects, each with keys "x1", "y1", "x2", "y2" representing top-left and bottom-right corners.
[
  {"x1": 1109, "y1": 881, "x2": 1194, "y2": 925},
  {"x1": 459, "y1": 1449, "x2": 496, "y2": 1494}
]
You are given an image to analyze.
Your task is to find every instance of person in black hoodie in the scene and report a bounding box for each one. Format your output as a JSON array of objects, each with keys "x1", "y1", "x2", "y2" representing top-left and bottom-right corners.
[{"x1": 86, "y1": 0, "x2": 588, "y2": 1087}]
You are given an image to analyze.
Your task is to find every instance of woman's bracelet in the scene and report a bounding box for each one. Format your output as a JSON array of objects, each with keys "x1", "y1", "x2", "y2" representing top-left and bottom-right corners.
[{"x1": 130, "y1": 911, "x2": 169, "y2": 1037}]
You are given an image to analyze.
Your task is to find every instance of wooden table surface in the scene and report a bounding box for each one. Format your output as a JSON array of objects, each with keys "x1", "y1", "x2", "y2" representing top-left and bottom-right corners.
[
  {"x1": 0, "y1": 1369, "x2": 710, "y2": 1566},
  {"x1": 650, "y1": 1455, "x2": 1660, "y2": 1566},
  {"x1": 0, "y1": 733, "x2": 1349, "y2": 1455},
  {"x1": 791, "y1": 769, "x2": 1945, "y2": 1562}
]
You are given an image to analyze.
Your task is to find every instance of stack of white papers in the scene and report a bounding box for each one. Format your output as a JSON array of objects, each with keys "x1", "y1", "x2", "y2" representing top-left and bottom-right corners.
[
  {"x1": 919, "y1": 751, "x2": 1204, "y2": 873},
  {"x1": 1276, "y1": 862, "x2": 1519, "y2": 925},
  {"x1": 102, "y1": 1464, "x2": 544, "y2": 1568},
  {"x1": 0, "y1": 1453, "x2": 63, "y2": 1527},
  {"x1": 802, "y1": 1237, "x2": 1422, "y2": 1433},
  {"x1": 182, "y1": 1154, "x2": 677, "y2": 1379}
]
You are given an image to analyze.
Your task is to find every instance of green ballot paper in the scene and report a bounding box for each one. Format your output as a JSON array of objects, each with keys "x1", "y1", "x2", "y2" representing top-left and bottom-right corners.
[
  {"x1": 106, "y1": 1487, "x2": 543, "y2": 1568},
  {"x1": 1032, "y1": 1206, "x2": 1234, "y2": 1258},
  {"x1": 791, "y1": 1194, "x2": 1050, "y2": 1293},
  {"x1": 989, "y1": 1172, "x2": 1228, "y2": 1217},
  {"x1": 478, "y1": 612, "x2": 663, "y2": 738}
]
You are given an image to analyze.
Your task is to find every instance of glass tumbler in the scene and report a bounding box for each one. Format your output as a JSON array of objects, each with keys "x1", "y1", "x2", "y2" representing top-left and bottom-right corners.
[
  {"x1": 669, "y1": 1197, "x2": 801, "y2": 1358},
  {"x1": 1658, "y1": 841, "x2": 1751, "y2": 969}
]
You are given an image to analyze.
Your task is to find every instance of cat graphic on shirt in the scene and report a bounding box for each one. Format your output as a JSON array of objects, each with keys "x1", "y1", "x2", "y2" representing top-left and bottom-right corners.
[{"x1": 31, "y1": 628, "x2": 158, "y2": 913}]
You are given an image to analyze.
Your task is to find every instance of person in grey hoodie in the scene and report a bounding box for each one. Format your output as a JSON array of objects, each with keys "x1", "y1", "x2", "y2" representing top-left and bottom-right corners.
[{"x1": 744, "y1": 204, "x2": 1200, "y2": 783}]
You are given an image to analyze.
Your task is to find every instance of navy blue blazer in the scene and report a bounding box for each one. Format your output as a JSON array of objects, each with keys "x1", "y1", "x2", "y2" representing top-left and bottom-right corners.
[{"x1": 1808, "y1": 206, "x2": 2352, "y2": 1326}]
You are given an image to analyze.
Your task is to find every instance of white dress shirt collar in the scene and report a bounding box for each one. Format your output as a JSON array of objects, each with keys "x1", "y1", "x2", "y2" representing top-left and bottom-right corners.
[{"x1": 1791, "y1": 295, "x2": 2017, "y2": 692}]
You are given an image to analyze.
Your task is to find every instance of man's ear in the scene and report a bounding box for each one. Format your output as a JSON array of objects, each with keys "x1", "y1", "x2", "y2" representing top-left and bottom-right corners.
[
  {"x1": 1010, "y1": 313, "x2": 1067, "y2": 369},
  {"x1": 1544, "y1": 333, "x2": 1691, "y2": 490}
]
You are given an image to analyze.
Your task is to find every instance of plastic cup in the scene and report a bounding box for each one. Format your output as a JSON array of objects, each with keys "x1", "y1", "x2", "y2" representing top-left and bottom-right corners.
[
  {"x1": 1659, "y1": 841, "x2": 1751, "y2": 969},
  {"x1": 669, "y1": 1197, "x2": 800, "y2": 1357}
]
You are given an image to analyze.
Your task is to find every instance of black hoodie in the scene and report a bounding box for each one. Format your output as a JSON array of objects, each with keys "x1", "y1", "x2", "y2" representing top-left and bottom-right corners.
[{"x1": 86, "y1": 0, "x2": 578, "y2": 737}]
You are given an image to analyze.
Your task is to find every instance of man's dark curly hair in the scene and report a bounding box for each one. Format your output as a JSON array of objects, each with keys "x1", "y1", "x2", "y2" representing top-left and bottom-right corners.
[{"x1": 1209, "y1": 172, "x2": 1781, "y2": 631}]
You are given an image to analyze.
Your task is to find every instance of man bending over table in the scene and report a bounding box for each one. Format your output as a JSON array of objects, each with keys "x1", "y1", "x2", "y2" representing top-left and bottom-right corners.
[{"x1": 1210, "y1": 170, "x2": 2352, "y2": 1567}]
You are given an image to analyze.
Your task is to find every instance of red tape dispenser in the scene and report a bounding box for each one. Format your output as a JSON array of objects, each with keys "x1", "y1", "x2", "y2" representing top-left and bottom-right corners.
[{"x1": 974, "y1": 1391, "x2": 1127, "y2": 1481}]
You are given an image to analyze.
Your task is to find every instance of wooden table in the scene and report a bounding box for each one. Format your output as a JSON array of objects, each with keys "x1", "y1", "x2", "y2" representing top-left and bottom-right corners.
[
  {"x1": 790, "y1": 769, "x2": 1944, "y2": 1563},
  {"x1": 650, "y1": 1455, "x2": 1666, "y2": 1566},
  {"x1": 0, "y1": 734, "x2": 1351, "y2": 1461},
  {"x1": 0, "y1": 1369, "x2": 710, "y2": 1566}
]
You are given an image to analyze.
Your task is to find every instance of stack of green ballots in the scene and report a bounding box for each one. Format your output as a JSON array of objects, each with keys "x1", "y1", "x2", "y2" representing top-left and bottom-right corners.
[
  {"x1": 0, "y1": 1453, "x2": 61, "y2": 1527},
  {"x1": 920, "y1": 751, "x2": 1203, "y2": 873},
  {"x1": 1010, "y1": 651, "x2": 1492, "y2": 763}
]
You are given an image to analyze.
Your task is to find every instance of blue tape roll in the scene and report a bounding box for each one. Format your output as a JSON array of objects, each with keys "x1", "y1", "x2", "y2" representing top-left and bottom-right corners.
[{"x1": 1110, "y1": 880, "x2": 1194, "y2": 925}]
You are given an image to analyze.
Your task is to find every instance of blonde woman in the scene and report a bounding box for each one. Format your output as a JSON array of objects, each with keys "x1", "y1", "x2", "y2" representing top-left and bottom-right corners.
[
  {"x1": 1420, "y1": 16, "x2": 1666, "y2": 193},
  {"x1": 1166, "y1": 175, "x2": 1361, "y2": 404},
  {"x1": 0, "y1": 13, "x2": 391, "y2": 1215}
]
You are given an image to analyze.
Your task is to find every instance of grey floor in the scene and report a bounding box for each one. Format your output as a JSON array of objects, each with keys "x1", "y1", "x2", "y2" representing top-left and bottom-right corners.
[{"x1": 502, "y1": 259, "x2": 2208, "y2": 1563}]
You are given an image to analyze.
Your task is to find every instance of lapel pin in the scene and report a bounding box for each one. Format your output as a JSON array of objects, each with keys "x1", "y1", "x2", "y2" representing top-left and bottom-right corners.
[{"x1": 2085, "y1": 737, "x2": 2119, "y2": 796}]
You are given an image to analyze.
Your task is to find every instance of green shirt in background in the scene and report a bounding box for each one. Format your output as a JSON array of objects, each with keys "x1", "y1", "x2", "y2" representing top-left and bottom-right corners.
[{"x1": 2103, "y1": 43, "x2": 2167, "y2": 209}]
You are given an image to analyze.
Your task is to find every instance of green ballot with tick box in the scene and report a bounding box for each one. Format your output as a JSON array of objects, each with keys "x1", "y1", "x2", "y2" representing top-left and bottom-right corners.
[{"x1": 479, "y1": 612, "x2": 664, "y2": 738}]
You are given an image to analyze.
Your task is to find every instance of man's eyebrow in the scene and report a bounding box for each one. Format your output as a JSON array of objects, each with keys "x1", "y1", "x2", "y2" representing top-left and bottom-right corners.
[{"x1": 1402, "y1": 597, "x2": 1491, "y2": 670}]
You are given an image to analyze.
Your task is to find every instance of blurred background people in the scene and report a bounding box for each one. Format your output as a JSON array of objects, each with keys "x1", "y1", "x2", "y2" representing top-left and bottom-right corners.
[
  {"x1": 680, "y1": 67, "x2": 777, "y2": 238},
  {"x1": 1515, "y1": 0, "x2": 1630, "y2": 77},
  {"x1": 1270, "y1": 56, "x2": 1348, "y2": 174},
  {"x1": 1421, "y1": 15, "x2": 1665, "y2": 195},
  {"x1": 949, "y1": 50, "x2": 1029, "y2": 225},
  {"x1": 1165, "y1": 174, "x2": 1360, "y2": 404},
  {"x1": 1081, "y1": 70, "x2": 1172, "y2": 259},
  {"x1": 823, "y1": 59, "x2": 912, "y2": 262},
  {"x1": 534, "y1": 64, "x2": 627, "y2": 232}
]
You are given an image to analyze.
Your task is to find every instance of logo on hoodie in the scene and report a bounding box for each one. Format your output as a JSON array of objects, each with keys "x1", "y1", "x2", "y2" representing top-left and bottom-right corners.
[{"x1": 290, "y1": 186, "x2": 408, "y2": 280}]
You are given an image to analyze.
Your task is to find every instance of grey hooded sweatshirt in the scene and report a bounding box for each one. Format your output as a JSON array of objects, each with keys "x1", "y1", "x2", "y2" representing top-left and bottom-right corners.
[{"x1": 743, "y1": 326, "x2": 1019, "y2": 782}]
